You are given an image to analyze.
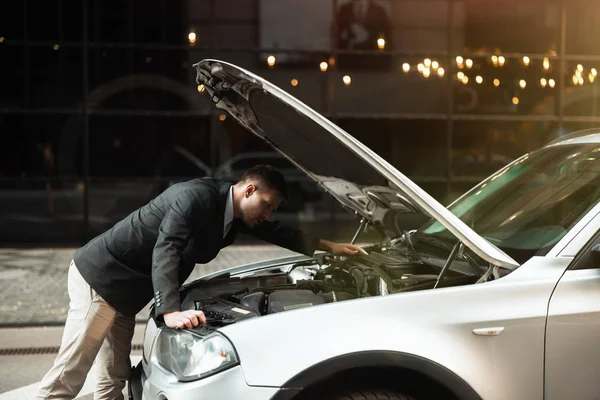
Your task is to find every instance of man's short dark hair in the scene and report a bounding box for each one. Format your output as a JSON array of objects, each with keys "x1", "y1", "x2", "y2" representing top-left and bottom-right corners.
[{"x1": 240, "y1": 164, "x2": 289, "y2": 200}]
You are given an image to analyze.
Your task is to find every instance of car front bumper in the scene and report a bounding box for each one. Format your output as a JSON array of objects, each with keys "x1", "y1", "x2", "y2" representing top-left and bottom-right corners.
[{"x1": 130, "y1": 360, "x2": 284, "y2": 400}]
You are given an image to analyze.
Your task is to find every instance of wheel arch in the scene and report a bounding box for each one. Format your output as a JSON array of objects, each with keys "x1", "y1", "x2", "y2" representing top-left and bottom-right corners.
[{"x1": 270, "y1": 351, "x2": 483, "y2": 400}]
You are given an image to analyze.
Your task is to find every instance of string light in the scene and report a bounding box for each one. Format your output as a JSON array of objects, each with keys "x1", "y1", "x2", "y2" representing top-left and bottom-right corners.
[
  {"x1": 589, "y1": 73, "x2": 595, "y2": 83},
  {"x1": 219, "y1": 114, "x2": 227, "y2": 121},
  {"x1": 592, "y1": 68, "x2": 598, "y2": 77},
  {"x1": 437, "y1": 67, "x2": 445, "y2": 77},
  {"x1": 476, "y1": 75, "x2": 483, "y2": 84},
  {"x1": 493, "y1": 78, "x2": 500, "y2": 86},
  {"x1": 267, "y1": 55, "x2": 276, "y2": 67},
  {"x1": 540, "y1": 78, "x2": 547, "y2": 87},
  {"x1": 522, "y1": 56, "x2": 530, "y2": 66},
  {"x1": 0, "y1": 37, "x2": 4, "y2": 43},
  {"x1": 320, "y1": 61, "x2": 328, "y2": 72},
  {"x1": 53, "y1": 44, "x2": 60, "y2": 51},
  {"x1": 432, "y1": 61, "x2": 439, "y2": 70},
  {"x1": 402, "y1": 63, "x2": 410, "y2": 73},
  {"x1": 543, "y1": 57, "x2": 550, "y2": 70},
  {"x1": 491, "y1": 55, "x2": 499, "y2": 66},
  {"x1": 462, "y1": 76, "x2": 469, "y2": 84},
  {"x1": 498, "y1": 56, "x2": 506, "y2": 66},
  {"x1": 329, "y1": 56, "x2": 336, "y2": 66},
  {"x1": 424, "y1": 58, "x2": 432, "y2": 67},
  {"x1": 579, "y1": 76, "x2": 584, "y2": 85},
  {"x1": 549, "y1": 79, "x2": 556, "y2": 88},
  {"x1": 291, "y1": 79, "x2": 299, "y2": 86},
  {"x1": 423, "y1": 68, "x2": 431, "y2": 78},
  {"x1": 465, "y1": 59, "x2": 473, "y2": 69},
  {"x1": 377, "y1": 38, "x2": 385, "y2": 50},
  {"x1": 577, "y1": 64, "x2": 584, "y2": 72},
  {"x1": 418, "y1": 63, "x2": 425, "y2": 72},
  {"x1": 519, "y1": 79, "x2": 527, "y2": 89},
  {"x1": 343, "y1": 75, "x2": 351, "y2": 85},
  {"x1": 456, "y1": 56, "x2": 464, "y2": 68},
  {"x1": 512, "y1": 97, "x2": 519, "y2": 105},
  {"x1": 457, "y1": 72, "x2": 465, "y2": 80},
  {"x1": 188, "y1": 31, "x2": 196, "y2": 45}
]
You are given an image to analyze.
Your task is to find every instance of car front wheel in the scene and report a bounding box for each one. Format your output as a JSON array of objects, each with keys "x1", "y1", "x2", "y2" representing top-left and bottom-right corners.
[{"x1": 331, "y1": 389, "x2": 415, "y2": 400}]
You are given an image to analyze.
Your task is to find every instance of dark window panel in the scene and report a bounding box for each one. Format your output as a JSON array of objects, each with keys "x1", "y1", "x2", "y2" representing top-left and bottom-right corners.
[
  {"x1": 0, "y1": 46, "x2": 24, "y2": 108},
  {"x1": 0, "y1": 1, "x2": 25, "y2": 40},
  {"x1": 337, "y1": 118, "x2": 448, "y2": 178},
  {"x1": 461, "y1": 1, "x2": 560, "y2": 54},
  {"x1": 561, "y1": 60, "x2": 600, "y2": 117},
  {"x1": 566, "y1": 1, "x2": 600, "y2": 56},
  {"x1": 451, "y1": 55, "x2": 559, "y2": 116},
  {"x1": 27, "y1": 46, "x2": 83, "y2": 109},
  {"x1": 93, "y1": 16, "x2": 129, "y2": 42},
  {"x1": 27, "y1": 0, "x2": 60, "y2": 41},
  {"x1": 0, "y1": 114, "x2": 82, "y2": 178},
  {"x1": 0, "y1": 178, "x2": 85, "y2": 244},
  {"x1": 452, "y1": 120, "x2": 559, "y2": 179},
  {"x1": 88, "y1": 115, "x2": 211, "y2": 177},
  {"x1": 214, "y1": 0, "x2": 257, "y2": 20},
  {"x1": 89, "y1": 49, "x2": 129, "y2": 90},
  {"x1": 332, "y1": 56, "x2": 450, "y2": 115},
  {"x1": 62, "y1": 1, "x2": 83, "y2": 41},
  {"x1": 212, "y1": 24, "x2": 256, "y2": 49}
]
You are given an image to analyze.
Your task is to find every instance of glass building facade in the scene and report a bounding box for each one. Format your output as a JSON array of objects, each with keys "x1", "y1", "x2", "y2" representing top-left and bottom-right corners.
[{"x1": 1, "y1": 0, "x2": 599, "y2": 244}]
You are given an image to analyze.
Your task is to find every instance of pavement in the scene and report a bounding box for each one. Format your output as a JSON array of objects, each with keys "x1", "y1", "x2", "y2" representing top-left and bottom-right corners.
[
  {"x1": 0, "y1": 245, "x2": 300, "y2": 326},
  {"x1": 0, "y1": 244, "x2": 303, "y2": 397}
]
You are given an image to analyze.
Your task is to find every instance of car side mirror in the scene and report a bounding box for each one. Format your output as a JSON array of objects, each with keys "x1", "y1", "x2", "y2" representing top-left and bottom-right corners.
[{"x1": 593, "y1": 244, "x2": 600, "y2": 254}]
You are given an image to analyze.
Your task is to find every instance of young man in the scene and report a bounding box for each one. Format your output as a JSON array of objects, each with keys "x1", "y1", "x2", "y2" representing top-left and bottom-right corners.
[{"x1": 37, "y1": 165, "x2": 366, "y2": 399}]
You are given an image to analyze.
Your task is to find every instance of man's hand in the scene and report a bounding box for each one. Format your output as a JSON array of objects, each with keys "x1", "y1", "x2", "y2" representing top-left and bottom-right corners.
[
  {"x1": 163, "y1": 310, "x2": 207, "y2": 329},
  {"x1": 318, "y1": 239, "x2": 368, "y2": 256}
]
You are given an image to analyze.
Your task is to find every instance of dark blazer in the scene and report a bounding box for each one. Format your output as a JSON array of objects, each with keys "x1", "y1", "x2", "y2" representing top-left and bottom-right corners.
[{"x1": 74, "y1": 178, "x2": 318, "y2": 317}]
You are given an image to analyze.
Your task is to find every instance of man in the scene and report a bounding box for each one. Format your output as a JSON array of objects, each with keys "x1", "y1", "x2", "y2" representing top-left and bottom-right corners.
[{"x1": 37, "y1": 165, "x2": 366, "y2": 399}]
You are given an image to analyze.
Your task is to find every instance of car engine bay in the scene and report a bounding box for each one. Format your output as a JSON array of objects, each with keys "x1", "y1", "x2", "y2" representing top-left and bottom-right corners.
[{"x1": 177, "y1": 244, "x2": 482, "y2": 327}]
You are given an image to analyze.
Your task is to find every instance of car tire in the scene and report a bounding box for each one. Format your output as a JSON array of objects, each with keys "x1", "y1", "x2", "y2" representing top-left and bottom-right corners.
[{"x1": 332, "y1": 389, "x2": 415, "y2": 400}]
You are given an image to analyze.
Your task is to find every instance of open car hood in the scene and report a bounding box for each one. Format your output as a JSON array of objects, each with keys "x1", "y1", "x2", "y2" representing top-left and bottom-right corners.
[{"x1": 193, "y1": 59, "x2": 519, "y2": 270}]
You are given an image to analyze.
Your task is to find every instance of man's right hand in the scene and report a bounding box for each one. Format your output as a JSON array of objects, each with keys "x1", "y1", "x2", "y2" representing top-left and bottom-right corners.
[{"x1": 163, "y1": 310, "x2": 206, "y2": 329}]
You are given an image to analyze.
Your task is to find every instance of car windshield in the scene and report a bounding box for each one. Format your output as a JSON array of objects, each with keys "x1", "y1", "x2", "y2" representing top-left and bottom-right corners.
[{"x1": 414, "y1": 142, "x2": 600, "y2": 265}]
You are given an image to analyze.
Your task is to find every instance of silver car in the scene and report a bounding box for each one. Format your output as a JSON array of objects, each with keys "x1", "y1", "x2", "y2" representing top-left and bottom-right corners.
[{"x1": 129, "y1": 60, "x2": 600, "y2": 400}]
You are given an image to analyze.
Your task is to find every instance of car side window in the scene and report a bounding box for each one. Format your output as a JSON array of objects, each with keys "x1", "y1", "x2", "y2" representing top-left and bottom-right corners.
[{"x1": 571, "y1": 231, "x2": 600, "y2": 270}]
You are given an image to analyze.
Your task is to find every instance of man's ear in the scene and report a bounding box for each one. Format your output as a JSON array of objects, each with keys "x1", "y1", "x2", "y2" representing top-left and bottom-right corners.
[{"x1": 245, "y1": 184, "x2": 255, "y2": 197}]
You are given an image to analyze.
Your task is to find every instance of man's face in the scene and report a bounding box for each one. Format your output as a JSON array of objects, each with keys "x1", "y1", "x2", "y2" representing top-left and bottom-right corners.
[{"x1": 240, "y1": 183, "x2": 282, "y2": 227}]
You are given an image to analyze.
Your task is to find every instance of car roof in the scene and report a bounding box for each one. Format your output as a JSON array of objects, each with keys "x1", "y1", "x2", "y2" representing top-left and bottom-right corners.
[{"x1": 547, "y1": 129, "x2": 600, "y2": 146}]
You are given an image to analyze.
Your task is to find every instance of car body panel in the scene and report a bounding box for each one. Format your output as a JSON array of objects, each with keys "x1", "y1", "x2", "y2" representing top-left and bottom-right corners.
[
  {"x1": 141, "y1": 364, "x2": 279, "y2": 400},
  {"x1": 545, "y1": 213, "x2": 600, "y2": 400},
  {"x1": 219, "y1": 256, "x2": 572, "y2": 400},
  {"x1": 188, "y1": 254, "x2": 315, "y2": 282},
  {"x1": 545, "y1": 268, "x2": 600, "y2": 400},
  {"x1": 193, "y1": 59, "x2": 519, "y2": 270}
]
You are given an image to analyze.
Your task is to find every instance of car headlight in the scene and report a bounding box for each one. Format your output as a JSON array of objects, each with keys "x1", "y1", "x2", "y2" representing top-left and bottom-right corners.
[{"x1": 153, "y1": 329, "x2": 238, "y2": 382}]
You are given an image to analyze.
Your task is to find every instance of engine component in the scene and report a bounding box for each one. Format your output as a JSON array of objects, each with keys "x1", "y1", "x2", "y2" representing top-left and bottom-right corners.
[
  {"x1": 195, "y1": 297, "x2": 259, "y2": 326},
  {"x1": 288, "y1": 267, "x2": 316, "y2": 284},
  {"x1": 319, "y1": 291, "x2": 356, "y2": 303},
  {"x1": 240, "y1": 292, "x2": 266, "y2": 315},
  {"x1": 267, "y1": 290, "x2": 325, "y2": 313}
]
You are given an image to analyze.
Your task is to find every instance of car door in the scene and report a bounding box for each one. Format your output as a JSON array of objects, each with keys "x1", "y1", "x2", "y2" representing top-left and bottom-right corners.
[{"x1": 545, "y1": 213, "x2": 600, "y2": 399}]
